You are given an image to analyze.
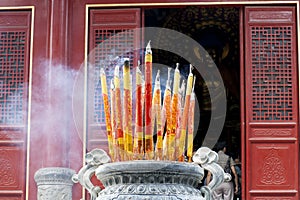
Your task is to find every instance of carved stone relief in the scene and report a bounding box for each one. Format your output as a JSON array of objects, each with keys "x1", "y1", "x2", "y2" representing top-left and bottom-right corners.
[
  {"x1": 0, "y1": 151, "x2": 16, "y2": 186},
  {"x1": 260, "y1": 149, "x2": 286, "y2": 185},
  {"x1": 34, "y1": 167, "x2": 75, "y2": 200}
]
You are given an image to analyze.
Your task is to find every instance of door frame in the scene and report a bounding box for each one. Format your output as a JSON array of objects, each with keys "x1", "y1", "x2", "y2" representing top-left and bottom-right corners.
[{"x1": 82, "y1": 2, "x2": 300, "y2": 199}]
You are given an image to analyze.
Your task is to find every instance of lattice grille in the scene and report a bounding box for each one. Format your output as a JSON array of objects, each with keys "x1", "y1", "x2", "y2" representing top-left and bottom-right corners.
[
  {"x1": 0, "y1": 31, "x2": 27, "y2": 124},
  {"x1": 92, "y1": 29, "x2": 136, "y2": 123},
  {"x1": 251, "y1": 26, "x2": 293, "y2": 121}
]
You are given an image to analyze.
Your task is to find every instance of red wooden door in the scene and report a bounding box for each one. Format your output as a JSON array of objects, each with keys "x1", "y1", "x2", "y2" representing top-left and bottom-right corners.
[
  {"x1": 87, "y1": 8, "x2": 141, "y2": 152},
  {"x1": 244, "y1": 6, "x2": 298, "y2": 199},
  {"x1": 0, "y1": 11, "x2": 31, "y2": 199}
]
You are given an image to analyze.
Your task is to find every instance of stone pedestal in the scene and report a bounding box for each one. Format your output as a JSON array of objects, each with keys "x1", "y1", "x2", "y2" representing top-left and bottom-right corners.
[{"x1": 34, "y1": 167, "x2": 75, "y2": 200}]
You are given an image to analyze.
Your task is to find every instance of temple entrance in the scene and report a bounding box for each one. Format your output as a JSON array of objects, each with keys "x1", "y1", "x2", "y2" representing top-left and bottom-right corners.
[
  {"x1": 144, "y1": 6, "x2": 241, "y2": 161},
  {"x1": 86, "y1": 4, "x2": 298, "y2": 200}
]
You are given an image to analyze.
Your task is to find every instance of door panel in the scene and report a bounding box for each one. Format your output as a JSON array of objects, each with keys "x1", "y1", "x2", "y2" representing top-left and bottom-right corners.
[
  {"x1": 0, "y1": 11, "x2": 31, "y2": 200},
  {"x1": 244, "y1": 6, "x2": 298, "y2": 199}
]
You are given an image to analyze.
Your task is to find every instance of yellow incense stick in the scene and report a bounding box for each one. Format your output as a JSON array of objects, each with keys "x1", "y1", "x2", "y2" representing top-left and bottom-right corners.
[
  {"x1": 114, "y1": 65, "x2": 124, "y2": 160},
  {"x1": 175, "y1": 80, "x2": 185, "y2": 161},
  {"x1": 123, "y1": 58, "x2": 133, "y2": 160},
  {"x1": 100, "y1": 68, "x2": 114, "y2": 159},
  {"x1": 144, "y1": 41, "x2": 154, "y2": 159},
  {"x1": 179, "y1": 65, "x2": 194, "y2": 161},
  {"x1": 110, "y1": 79, "x2": 118, "y2": 161},
  {"x1": 187, "y1": 77, "x2": 196, "y2": 162},
  {"x1": 153, "y1": 70, "x2": 162, "y2": 160},
  {"x1": 169, "y1": 63, "x2": 180, "y2": 161},
  {"x1": 133, "y1": 63, "x2": 144, "y2": 160},
  {"x1": 162, "y1": 68, "x2": 172, "y2": 160}
]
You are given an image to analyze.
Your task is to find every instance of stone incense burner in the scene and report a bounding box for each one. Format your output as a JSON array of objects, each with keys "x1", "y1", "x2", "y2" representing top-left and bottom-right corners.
[{"x1": 72, "y1": 147, "x2": 229, "y2": 200}]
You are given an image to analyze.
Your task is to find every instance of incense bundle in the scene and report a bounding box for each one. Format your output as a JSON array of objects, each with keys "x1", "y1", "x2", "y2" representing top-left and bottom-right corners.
[{"x1": 98, "y1": 41, "x2": 197, "y2": 163}]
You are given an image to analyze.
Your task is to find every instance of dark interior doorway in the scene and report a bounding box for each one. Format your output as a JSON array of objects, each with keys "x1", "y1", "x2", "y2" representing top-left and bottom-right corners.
[{"x1": 144, "y1": 6, "x2": 241, "y2": 160}]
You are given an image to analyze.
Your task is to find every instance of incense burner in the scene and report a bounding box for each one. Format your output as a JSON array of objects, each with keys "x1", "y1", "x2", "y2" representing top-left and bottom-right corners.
[{"x1": 72, "y1": 147, "x2": 229, "y2": 200}]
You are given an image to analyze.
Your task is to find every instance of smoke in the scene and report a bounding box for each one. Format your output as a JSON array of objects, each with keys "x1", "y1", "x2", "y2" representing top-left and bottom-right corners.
[{"x1": 29, "y1": 61, "x2": 80, "y2": 167}]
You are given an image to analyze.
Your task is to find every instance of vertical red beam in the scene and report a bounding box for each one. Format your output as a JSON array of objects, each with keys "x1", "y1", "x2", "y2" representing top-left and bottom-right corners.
[
  {"x1": 43, "y1": 0, "x2": 70, "y2": 167},
  {"x1": 239, "y1": 7, "x2": 245, "y2": 200}
]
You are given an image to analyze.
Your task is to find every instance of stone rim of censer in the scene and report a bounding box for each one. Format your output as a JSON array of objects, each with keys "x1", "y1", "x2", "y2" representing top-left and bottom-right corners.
[
  {"x1": 72, "y1": 147, "x2": 230, "y2": 200},
  {"x1": 96, "y1": 160, "x2": 203, "y2": 185}
]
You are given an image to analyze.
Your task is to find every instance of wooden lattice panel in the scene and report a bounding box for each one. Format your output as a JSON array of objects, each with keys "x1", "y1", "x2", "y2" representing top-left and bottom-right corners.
[
  {"x1": 250, "y1": 26, "x2": 294, "y2": 121},
  {"x1": 89, "y1": 9, "x2": 140, "y2": 125},
  {"x1": 93, "y1": 29, "x2": 136, "y2": 123},
  {"x1": 0, "y1": 31, "x2": 27, "y2": 125}
]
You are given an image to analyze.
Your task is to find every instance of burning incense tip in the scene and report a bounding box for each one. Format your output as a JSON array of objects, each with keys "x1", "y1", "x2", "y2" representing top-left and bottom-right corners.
[
  {"x1": 100, "y1": 67, "x2": 105, "y2": 75},
  {"x1": 110, "y1": 79, "x2": 114, "y2": 89},
  {"x1": 146, "y1": 40, "x2": 152, "y2": 54},
  {"x1": 180, "y1": 80, "x2": 186, "y2": 94},
  {"x1": 114, "y1": 65, "x2": 120, "y2": 77},
  {"x1": 189, "y1": 64, "x2": 193, "y2": 74},
  {"x1": 124, "y1": 58, "x2": 130, "y2": 66},
  {"x1": 168, "y1": 67, "x2": 171, "y2": 78},
  {"x1": 155, "y1": 70, "x2": 160, "y2": 83},
  {"x1": 192, "y1": 76, "x2": 196, "y2": 92}
]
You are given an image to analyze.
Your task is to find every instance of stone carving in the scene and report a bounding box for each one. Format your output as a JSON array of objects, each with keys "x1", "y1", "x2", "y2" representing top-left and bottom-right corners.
[
  {"x1": 249, "y1": 11, "x2": 293, "y2": 22},
  {"x1": 37, "y1": 185, "x2": 71, "y2": 200},
  {"x1": 260, "y1": 149, "x2": 286, "y2": 185},
  {"x1": 95, "y1": 160, "x2": 203, "y2": 199},
  {"x1": 253, "y1": 129, "x2": 291, "y2": 137},
  {"x1": 193, "y1": 146, "x2": 231, "y2": 197},
  {"x1": 73, "y1": 147, "x2": 226, "y2": 200},
  {"x1": 72, "y1": 149, "x2": 111, "y2": 199},
  {"x1": 34, "y1": 167, "x2": 75, "y2": 200},
  {"x1": 0, "y1": 152, "x2": 16, "y2": 186}
]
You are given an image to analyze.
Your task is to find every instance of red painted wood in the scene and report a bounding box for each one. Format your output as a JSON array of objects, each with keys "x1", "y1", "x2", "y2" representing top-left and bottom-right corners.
[
  {"x1": 244, "y1": 6, "x2": 298, "y2": 200},
  {"x1": 0, "y1": 1, "x2": 298, "y2": 200}
]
